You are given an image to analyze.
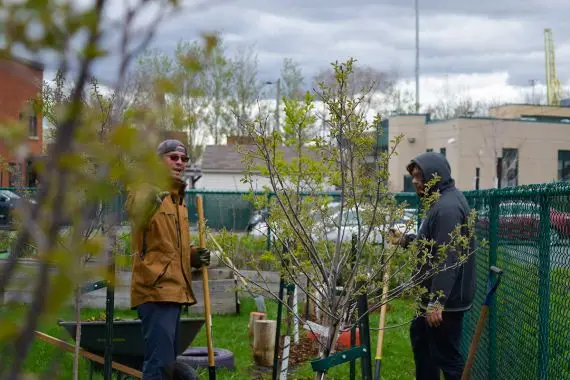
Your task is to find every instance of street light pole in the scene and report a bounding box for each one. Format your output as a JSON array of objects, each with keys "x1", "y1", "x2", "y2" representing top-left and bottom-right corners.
[
  {"x1": 275, "y1": 78, "x2": 281, "y2": 134},
  {"x1": 265, "y1": 79, "x2": 281, "y2": 134},
  {"x1": 415, "y1": 0, "x2": 420, "y2": 113}
]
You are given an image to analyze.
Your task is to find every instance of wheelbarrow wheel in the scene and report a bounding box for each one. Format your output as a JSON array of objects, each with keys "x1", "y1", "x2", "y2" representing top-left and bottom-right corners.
[
  {"x1": 164, "y1": 359, "x2": 199, "y2": 380},
  {"x1": 177, "y1": 347, "x2": 235, "y2": 371}
]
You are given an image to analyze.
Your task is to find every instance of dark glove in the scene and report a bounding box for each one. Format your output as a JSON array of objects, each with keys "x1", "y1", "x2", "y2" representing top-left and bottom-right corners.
[{"x1": 196, "y1": 247, "x2": 211, "y2": 267}]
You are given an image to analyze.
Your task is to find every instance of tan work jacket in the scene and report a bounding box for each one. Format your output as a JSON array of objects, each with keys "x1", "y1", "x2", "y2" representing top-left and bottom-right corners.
[{"x1": 126, "y1": 182, "x2": 200, "y2": 309}]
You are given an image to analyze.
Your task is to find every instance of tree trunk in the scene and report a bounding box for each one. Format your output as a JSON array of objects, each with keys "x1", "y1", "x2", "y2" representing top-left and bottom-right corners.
[
  {"x1": 248, "y1": 312, "x2": 266, "y2": 340},
  {"x1": 73, "y1": 286, "x2": 81, "y2": 380},
  {"x1": 253, "y1": 320, "x2": 277, "y2": 367}
]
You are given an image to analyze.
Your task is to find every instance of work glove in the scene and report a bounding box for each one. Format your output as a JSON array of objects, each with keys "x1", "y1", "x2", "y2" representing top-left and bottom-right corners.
[{"x1": 195, "y1": 247, "x2": 211, "y2": 267}]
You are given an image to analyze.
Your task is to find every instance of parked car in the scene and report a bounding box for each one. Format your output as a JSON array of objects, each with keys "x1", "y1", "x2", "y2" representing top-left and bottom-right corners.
[
  {"x1": 246, "y1": 208, "x2": 268, "y2": 236},
  {"x1": 0, "y1": 190, "x2": 36, "y2": 228},
  {"x1": 477, "y1": 201, "x2": 570, "y2": 243},
  {"x1": 313, "y1": 207, "x2": 418, "y2": 244},
  {"x1": 0, "y1": 190, "x2": 21, "y2": 226},
  {"x1": 246, "y1": 203, "x2": 419, "y2": 244}
]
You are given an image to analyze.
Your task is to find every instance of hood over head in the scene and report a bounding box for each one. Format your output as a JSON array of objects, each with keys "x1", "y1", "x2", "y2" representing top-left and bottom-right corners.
[{"x1": 407, "y1": 152, "x2": 454, "y2": 192}]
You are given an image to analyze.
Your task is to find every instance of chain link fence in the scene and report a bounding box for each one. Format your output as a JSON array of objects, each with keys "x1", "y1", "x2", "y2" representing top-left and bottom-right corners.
[
  {"x1": 2, "y1": 182, "x2": 569, "y2": 378},
  {"x1": 462, "y1": 182, "x2": 570, "y2": 380}
]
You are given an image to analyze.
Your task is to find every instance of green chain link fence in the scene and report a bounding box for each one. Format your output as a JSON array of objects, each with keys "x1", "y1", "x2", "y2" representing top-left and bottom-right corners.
[
  {"x1": 2, "y1": 183, "x2": 569, "y2": 379},
  {"x1": 461, "y1": 182, "x2": 570, "y2": 380}
]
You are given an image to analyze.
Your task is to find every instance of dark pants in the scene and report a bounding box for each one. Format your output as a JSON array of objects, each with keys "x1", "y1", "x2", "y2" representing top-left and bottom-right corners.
[
  {"x1": 137, "y1": 302, "x2": 182, "y2": 380},
  {"x1": 410, "y1": 311, "x2": 465, "y2": 380}
]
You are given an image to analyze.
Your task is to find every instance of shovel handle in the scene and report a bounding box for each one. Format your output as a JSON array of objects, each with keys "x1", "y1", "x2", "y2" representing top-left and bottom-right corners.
[{"x1": 196, "y1": 195, "x2": 216, "y2": 378}]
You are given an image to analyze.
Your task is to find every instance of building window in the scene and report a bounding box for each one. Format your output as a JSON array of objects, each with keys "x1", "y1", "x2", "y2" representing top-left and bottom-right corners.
[
  {"x1": 426, "y1": 148, "x2": 433, "y2": 152},
  {"x1": 19, "y1": 112, "x2": 38, "y2": 138},
  {"x1": 558, "y1": 150, "x2": 570, "y2": 181},
  {"x1": 28, "y1": 115, "x2": 38, "y2": 137},
  {"x1": 26, "y1": 159, "x2": 38, "y2": 187},
  {"x1": 501, "y1": 148, "x2": 518, "y2": 187},
  {"x1": 440, "y1": 148, "x2": 446, "y2": 157},
  {"x1": 403, "y1": 175, "x2": 414, "y2": 192},
  {"x1": 8, "y1": 163, "x2": 17, "y2": 188}
]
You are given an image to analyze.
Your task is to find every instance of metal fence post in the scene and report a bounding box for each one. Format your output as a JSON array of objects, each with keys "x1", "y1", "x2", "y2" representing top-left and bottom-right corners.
[
  {"x1": 488, "y1": 195, "x2": 499, "y2": 380},
  {"x1": 537, "y1": 194, "x2": 551, "y2": 379}
]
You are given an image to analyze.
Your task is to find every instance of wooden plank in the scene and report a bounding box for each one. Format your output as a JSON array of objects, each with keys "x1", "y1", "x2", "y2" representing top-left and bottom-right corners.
[{"x1": 34, "y1": 330, "x2": 142, "y2": 378}]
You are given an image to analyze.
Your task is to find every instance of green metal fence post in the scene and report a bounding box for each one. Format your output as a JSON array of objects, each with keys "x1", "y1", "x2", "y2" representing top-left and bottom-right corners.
[
  {"x1": 488, "y1": 195, "x2": 499, "y2": 380},
  {"x1": 537, "y1": 194, "x2": 551, "y2": 379}
]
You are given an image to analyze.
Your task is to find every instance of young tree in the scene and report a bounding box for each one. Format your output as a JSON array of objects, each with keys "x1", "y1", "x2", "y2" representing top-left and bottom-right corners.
[
  {"x1": 0, "y1": 0, "x2": 220, "y2": 377},
  {"x1": 219, "y1": 58, "x2": 478, "y2": 379},
  {"x1": 40, "y1": 73, "x2": 133, "y2": 379},
  {"x1": 279, "y1": 58, "x2": 317, "y2": 141},
  {"x1": 311, "y1": 64, "x2": 393, "y2": 116},
  {"x1": 381, "y1": 78, "x2": 417, "y2": 116},
  {"x1": 130, "y1": 37, "x2": 233, "y2": 161},
  {"x1": 202, "y1": 40, "x2": 234, "y2": 145},
  {"x1": 227, "y1": 44, "x2": 262, "y2": 136},
  {"x1": 280, "y1": 57, "x2": 305, "y2": 101}
]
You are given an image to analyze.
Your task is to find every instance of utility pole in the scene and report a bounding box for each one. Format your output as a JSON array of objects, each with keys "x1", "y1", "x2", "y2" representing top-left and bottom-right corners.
[
  {"x1": 275, "y1": 78, "x2": 281, "y2": 134},
  {"x1": 415, "y1": 0, "x2": 420, "y2": 113},
  {"x1": 529, "y1": 79, "x2": 537, "y2": 104},
  {"x1": 265, "y1": 79, "x2": 281, "y2": 134}
]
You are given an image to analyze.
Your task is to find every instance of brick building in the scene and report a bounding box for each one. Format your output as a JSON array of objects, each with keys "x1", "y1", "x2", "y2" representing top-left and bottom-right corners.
[{"x1": 0, "y1": 57, "x2": 44, "y2": 187}]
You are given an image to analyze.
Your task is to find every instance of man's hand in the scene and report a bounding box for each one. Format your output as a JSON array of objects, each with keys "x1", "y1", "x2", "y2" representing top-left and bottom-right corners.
[
  {"x1": 426, "y1": 304, "x2": 443, "y2": 327},
  {"x1": 196, "y1": 247, "x2": 211, "y2": 267}
]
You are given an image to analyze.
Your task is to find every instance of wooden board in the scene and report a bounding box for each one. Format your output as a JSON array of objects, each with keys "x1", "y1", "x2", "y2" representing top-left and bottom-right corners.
[{"x1": 34, "y1": 330, "x2": 142, "y2": 378}]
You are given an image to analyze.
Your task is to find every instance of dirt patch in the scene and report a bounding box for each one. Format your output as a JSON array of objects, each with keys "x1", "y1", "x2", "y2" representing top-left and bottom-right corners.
[{"x1": 277, "y1": 334, "x2": 346, "y2": 366}]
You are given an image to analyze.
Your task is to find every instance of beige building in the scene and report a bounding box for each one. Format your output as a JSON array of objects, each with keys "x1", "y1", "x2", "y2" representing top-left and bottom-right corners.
[{"x1": 386, "y1": 104, "x2": 570, "y2": 192}]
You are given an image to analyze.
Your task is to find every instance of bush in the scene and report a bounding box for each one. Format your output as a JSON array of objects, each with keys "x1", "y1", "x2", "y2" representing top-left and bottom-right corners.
[{"x1": 0, "y1": 231, "x2": 36, "y2": 257}]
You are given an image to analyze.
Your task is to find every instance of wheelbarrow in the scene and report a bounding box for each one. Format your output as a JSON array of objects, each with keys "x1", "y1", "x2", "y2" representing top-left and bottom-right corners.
[{"x1": 58, "y1": 317, "x2": 205, "y2": 379}]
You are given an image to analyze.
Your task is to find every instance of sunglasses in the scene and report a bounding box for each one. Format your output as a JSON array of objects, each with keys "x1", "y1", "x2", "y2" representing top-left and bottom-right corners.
[{"x1": 167, "y1": 154, "x2": 190, "y2": 163}]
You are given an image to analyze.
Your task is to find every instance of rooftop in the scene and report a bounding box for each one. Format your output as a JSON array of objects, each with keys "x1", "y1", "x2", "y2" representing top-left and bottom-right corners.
[
  {"x1": 0, "y1": 55, "x2": 45, "y2": 72},
  {"x1": 202, "y1": 142, "x2": 317, "y2": 172}
]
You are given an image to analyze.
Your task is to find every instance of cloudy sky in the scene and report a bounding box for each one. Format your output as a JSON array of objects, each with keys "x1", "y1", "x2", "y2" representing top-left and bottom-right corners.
[{"x1": 45, "y1": 0, "x2": 570, "y2": 107}]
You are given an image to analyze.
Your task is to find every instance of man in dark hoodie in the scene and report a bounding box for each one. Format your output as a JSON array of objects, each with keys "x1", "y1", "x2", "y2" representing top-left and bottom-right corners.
[{"x1": 389, "y1": 152, "x2": 476, "y2": 380}]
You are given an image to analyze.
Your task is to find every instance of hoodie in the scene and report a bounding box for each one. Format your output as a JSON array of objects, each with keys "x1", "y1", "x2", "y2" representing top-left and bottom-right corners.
[{"x1": 405, "y1": 152, "x2": 476, "y2": 312}]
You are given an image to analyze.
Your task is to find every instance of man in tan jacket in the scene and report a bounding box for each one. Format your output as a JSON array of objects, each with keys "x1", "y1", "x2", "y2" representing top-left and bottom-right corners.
[{"x1": 126, "y1": 139, "x2": 210, "y2": 379}]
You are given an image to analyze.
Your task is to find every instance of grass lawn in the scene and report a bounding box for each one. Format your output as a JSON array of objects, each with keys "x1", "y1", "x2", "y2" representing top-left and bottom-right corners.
[{"x1": 5, "y1": 297, "x2": 416, "y2": 379}]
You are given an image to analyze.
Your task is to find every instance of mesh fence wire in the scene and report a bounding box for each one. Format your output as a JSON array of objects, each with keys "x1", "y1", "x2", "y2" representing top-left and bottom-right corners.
[{"x1": 462, "y1": 183, "x2": 570, "y2": 380}]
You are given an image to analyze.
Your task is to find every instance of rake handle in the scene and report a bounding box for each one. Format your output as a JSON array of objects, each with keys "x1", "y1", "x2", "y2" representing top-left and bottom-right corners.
[{"x1": 461, "y1": 305, "x2": 489, "y2": 380}]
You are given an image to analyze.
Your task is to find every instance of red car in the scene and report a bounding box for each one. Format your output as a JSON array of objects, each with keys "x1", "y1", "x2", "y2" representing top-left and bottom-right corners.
[{"x1": 477, "y1": 201, "x2": 570, "y2": 243}]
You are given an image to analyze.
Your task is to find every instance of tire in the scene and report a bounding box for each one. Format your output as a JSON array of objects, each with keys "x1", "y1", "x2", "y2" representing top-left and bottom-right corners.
[
  {"x1": 177, "y1": 347, "x2": 235, "y2": 371},
  {"x1": 163, "y1": 359, "x2": 199, "y2": 380}
]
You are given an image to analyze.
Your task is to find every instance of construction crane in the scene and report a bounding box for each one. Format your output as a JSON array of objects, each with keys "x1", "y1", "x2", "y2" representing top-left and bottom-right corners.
[{"x1": 544, "y1": 28, "x2": 561, "y2": 106}]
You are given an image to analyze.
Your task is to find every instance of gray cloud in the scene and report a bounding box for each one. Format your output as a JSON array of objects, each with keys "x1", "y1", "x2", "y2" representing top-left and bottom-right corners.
[{"x1": 30, "y1": 0, "x2": 570, "y2": 91}]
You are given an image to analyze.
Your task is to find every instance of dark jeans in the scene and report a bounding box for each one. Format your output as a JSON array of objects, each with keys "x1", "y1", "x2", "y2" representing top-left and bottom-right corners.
[
  {"x1": 410, "y1": 311, "x2": 465, "y2": 380},
  {"x1": 137, "y1": 302, "x2": 182, "y2": 380}
]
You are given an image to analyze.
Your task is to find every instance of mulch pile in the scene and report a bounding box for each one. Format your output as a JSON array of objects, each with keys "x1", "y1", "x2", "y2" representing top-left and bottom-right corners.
[{"x1": 277, "y1": 334, "x2": 344, "y2": 367}]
